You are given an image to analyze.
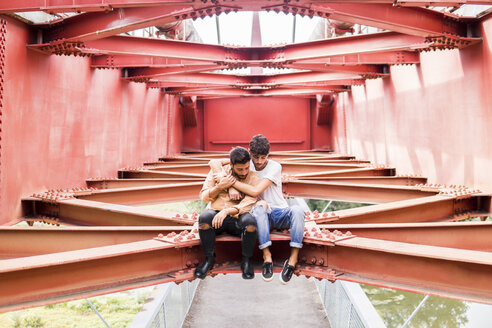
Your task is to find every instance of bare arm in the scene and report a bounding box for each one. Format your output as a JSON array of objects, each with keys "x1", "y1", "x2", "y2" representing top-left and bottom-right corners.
[{"x1": 233, "y1": 178, "x2": 273, "y2": 198}]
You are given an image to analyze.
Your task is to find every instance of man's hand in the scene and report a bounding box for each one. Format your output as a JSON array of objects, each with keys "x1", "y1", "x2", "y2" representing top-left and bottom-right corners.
[
  {"x1": 216, "y1": 174, "x2": 236, "y2": 190},
  {"x1": 212, "y1": 209, "x2": 229, "y2": 229},
  {"x1": 229, "y1": 187, "x2": 243, "y2": 201}
]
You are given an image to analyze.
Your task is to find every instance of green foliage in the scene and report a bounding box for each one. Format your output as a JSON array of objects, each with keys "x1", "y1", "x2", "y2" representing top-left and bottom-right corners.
[
  {"x1": 362, "y1": 285, "x2": 469, "y2": 328},
  {"x1": 0, "y1": 290, "x2": 151, "y2": 328},
  {"x1": 305, "y1": 199, "x2": 370, "y2": 212},
  {"x1": 22, "y1": 313, "x2": 44, "y2": 328}
]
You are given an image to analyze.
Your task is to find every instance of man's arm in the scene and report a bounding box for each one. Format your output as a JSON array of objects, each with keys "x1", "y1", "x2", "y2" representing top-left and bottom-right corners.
[
  {"x1": 233, "y1": 178, "x2": 272, "y2": 198},
  {"x1": 200, "y1": 170, "x2": 236, "y2": 202},
  {"x1": 208, "y1": 159, "x2": 243, "y2": 201},
  {"x1": 208, "y1": 159, "x2": 229, "y2": 175}
]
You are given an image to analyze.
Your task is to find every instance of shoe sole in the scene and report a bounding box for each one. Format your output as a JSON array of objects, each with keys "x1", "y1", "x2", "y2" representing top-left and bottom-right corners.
[
  {"x1": 262, "y1": 274, "x2": 274, "y2": 282},
  {"x1": 279, "y1": 274, "x2": 289, "y2": 285}
]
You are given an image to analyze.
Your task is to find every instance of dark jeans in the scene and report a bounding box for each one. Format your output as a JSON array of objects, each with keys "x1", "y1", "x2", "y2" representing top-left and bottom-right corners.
[{"x1": 198, "y1": 209, "x2": 257, "y2": 259}]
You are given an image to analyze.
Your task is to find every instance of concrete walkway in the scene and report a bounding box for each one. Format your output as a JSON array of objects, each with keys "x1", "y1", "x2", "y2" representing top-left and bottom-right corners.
[{"x1": 182, "y1": 274, "x2": 330, "y2": 328}]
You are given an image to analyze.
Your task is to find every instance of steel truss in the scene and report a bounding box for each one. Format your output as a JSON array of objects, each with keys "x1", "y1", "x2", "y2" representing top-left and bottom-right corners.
[{"x1": 1, "y1": 150, "x2": 491, "y2": 312}]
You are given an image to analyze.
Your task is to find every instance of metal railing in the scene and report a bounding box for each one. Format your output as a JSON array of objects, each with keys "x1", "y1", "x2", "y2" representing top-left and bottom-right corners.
[
  {"x1": 314, "y1": 279, "x2": 386, "y2": 328},
  {"x1": 129, "y1": 280, "x2": 200, "y2": 328}
]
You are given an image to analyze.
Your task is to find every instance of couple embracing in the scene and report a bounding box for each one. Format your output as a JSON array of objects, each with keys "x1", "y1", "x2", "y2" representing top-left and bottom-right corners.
[{"x1": 194, "y1": 134, "x2": 305, "y2": 284}]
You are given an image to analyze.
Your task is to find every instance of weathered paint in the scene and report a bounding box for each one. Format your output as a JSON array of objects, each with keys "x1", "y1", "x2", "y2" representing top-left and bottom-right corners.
[
  {"x1": 0, "y1": 16, "x2": 181, "y2": 223},
  {"x1": 332, "y1": 16, "x2": 492, "y2": 192}
]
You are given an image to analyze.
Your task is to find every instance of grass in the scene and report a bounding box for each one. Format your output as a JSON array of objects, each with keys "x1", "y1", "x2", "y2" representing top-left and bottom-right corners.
[{"x1": 0, "y1": 290, "x2": 151, "y2": 328}]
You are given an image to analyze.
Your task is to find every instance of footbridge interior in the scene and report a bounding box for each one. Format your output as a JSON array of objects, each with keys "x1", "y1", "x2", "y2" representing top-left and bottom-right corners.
[{"x1": 0, "y1": 0, "x2": 492, "y2": 321}]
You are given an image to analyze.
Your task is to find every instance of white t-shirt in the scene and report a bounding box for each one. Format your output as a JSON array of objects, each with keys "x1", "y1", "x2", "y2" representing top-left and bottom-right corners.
[{"x1": 250, "y1": 159, "x2": 288, "y2": 209}]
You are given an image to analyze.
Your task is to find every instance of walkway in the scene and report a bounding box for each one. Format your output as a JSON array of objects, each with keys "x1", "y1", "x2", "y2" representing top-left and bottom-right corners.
[{"x1": 182, "y1": 274, "x2": 330, "y2": 328}]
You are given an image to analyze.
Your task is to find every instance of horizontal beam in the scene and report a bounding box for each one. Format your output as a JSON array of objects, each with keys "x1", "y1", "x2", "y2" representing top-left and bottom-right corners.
[
  {"x1": 0, "y1": 239, "x2": 201, "y2": 312},
  {"x1": 320, "y1": 237, "x2": 492, "y2": 304},
  {"x1": 24, "y1": 198, "x2": 197, "y2": 226},
  {"x1": 2, "y1": 0, "x2": 491, "y2": 14},
  {"x1": 284, "y1": 180, "x2": 436, "y2": 203},
  {"x1": 315, "y1": 194, "x2": 490, "y2": 224},
  {"x1": 300, "y1": 176, "x2": 427, "y2": 185},
  {"x1": 292, "y1": 167, "x2": 395, "y2": 177},
  {"x1": 0, "y1": 226, "x2": 192, "y2": 257},
  {"x1": 317, "y1": 221, "x2": 492, "y2": 251},
  {"x1": 86, "y1": 178, "x2": 204, "y2": 189}
]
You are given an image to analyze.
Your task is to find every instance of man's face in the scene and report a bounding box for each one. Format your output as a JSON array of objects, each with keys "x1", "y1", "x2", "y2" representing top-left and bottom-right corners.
[
  {"x1": 250, "y1": 153, "x2": 268, "y2": 171},
  {"x1": 231, "y1": 162, "x2": 250, "y2": 180}
]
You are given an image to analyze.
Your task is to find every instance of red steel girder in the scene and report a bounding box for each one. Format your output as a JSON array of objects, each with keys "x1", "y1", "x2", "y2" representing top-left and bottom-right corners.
[
  {"x1": 317, "y1": 221, "x2": 492, "y2": 251},
  {"x1": 0, "y1": 1, "x2": 192, "y2": 13},
  {"x1": 272, "y1": 3, "x2": 471, "y2": 38},
  {"x1": 284, "y1": 63, "x2": 388, "y2": 76},
  {"x1": 32, "y1": 32, "x2": 428, "y2": 67},
  {"x1": 300, "y1": 237, "x2": 492, "y2": 304},
  {"x1": 0, "y1": 226, "x2": 192, "y2": 257},
  {"x1": 315, "y1": 194, "x2": 490, "y2": 224},
  {"x1": 91, "y1": 56, "x2": 207, "y2": 68},
  {"x1": 284, "y1": 180, "x2": 436, "y2": 203},
  {"x1": 301, "y1": 51, "x2": 420, "y2": 65},
  {"x1": 2, "y1": 0, "x2": 492, "y2": 14},
  {"x1": 124, "y1": 64, "x2": 227, "y2": 80},
  {"x1": 87, "y1": 178, "x2": 204, "y2": 189},
  {"x1": 304, "y1": 176, "x2": 427, "y2": 186},
  {"x1": 24, "y1": 197, "x2": 197, "y2": 226},
  {"x1": 17, "y1": 2, "x2": 477, "y2": 41},
  {"x1": 0, "y1": 239, "x2": 202, "y2": 311}
]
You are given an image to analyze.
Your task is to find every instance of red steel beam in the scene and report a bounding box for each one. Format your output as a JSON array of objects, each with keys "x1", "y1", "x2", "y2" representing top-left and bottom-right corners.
[
  {"x1": 315, "y1": 195, "x2": 490, "y2": 224},
  {"x1": 2, "y1": 0, "x2": 491, "y2": 14},
  {"x1": 284, "y1": 63, "x2": 388, "y2": 76},
  {"x1": 284, "y1": 180, "x2": 437, "y2": 203},
  {"x1": 275, "y1": 3, "x2": 471, "y2": 38},
  {"x1": 301, "y1": 176, "x2": 427, "y2": 185},
  {"x1": 300, "y1": 51, "x2": 420, "y2": 65},
  {"x1": 91, "y1": 56, "x2": 207, "y2": 68},
  {"x1": 0, "y1": 226, "x2": 192, "y2": 257},
  {"x1": 317, "y1": 221, "x2": 492, "y2": 251},
  {"x1": 306, "y1": 237, "x2": 492, "y2": 304},
  {"x1": 124, "y1": 64, "x2": 227, "y2": 79},
  {"x1": 86, "y1": 178, "x2": 203, "y2": 189},
  {"x1": 292, "y1": 167, "x2": 396, "y2": 178},
  {"x1": 76, "y1": 182, "x2": 202, "y2": 205},
  {"x1": 0, "y1": 239, "x2": 202, "y2": 311},
  {"x1": 24, "y1": 198, "x2": 197, "y2": 226},
  {"x1": 119, "y1": 169, "x2": 207, "y2": 179}
]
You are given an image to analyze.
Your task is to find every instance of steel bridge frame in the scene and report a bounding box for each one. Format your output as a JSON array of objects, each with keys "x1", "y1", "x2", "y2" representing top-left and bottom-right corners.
[{"x1": 1, "y1": 150, "x2": 491, "y2": 312}]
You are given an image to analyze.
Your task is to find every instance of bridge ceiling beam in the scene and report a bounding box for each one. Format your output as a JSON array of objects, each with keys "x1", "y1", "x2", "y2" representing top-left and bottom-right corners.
[
  {"x1": 1, "y1": 0, "x2": 492, "y2": 14},
  {"x1": 26, "y1": 3, "x2": 475, "y2": 44}
]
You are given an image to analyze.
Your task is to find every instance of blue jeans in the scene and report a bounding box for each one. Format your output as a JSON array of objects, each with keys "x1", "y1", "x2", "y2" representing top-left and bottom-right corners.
[{"x1": 252, "y1": 205, "x2": 305, "y2": 249}]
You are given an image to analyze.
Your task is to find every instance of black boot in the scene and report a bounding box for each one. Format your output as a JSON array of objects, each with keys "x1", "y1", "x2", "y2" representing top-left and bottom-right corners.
[
  {"x1": 194, "y1": 223, "x2": 216, "y2": 279},
  {"x1": 194, "y1": 254, "x2": 215, "y2": 279},
  {"x1": 241, "y1": 256, "x2": 254, "y2": 279},
  {"x1": 241, "y1": 228, "x2": 257, "y2": 279}
]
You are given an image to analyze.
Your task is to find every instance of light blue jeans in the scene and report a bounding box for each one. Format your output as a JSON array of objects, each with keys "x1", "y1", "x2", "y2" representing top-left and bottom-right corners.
[{"x1": 251, "y1": 205, "x2": 305, "y2": 249}]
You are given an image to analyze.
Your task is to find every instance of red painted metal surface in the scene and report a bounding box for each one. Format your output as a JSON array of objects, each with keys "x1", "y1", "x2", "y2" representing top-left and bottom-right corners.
[
  {"x1": 204, "y1": 97, "x2": 311, "y2": 151},
  {"x1": 0, "y1": 16, "x2": 181, "y2": 224},
  {"x1": 1, "y1": 0, "x2": 492, "y2": 315}
]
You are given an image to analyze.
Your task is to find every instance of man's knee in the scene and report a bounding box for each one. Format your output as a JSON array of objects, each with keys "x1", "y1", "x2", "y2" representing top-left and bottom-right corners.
[
  {"x1": 239, "y1": 213, "x2": 257, "y2": 229},
  {"x1": 257, "y1": 200, "x2": 268, "y2": 210},
  {"x1": 291, "y1": 205, "x2": 306, "y2": 222},
  {"x1": 199, "y1": 210, "x2": 216, "y2": 227}
]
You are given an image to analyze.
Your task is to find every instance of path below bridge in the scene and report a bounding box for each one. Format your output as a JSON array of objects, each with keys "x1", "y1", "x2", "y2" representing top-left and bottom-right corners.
[{"x1": 183, "y1": 274, "x2": 330, "y2": 327}]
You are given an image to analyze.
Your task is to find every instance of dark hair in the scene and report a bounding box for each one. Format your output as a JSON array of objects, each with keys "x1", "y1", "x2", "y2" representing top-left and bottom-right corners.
[
  {"x1": 230, "y1": 146, "x2": 251, "y2": 165},
  {"x1": 249, "y1": 134, "x2": 270, "y2": 155}
]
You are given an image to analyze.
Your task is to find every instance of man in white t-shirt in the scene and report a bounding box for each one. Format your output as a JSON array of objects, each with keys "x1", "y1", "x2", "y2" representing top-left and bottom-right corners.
[{"x1": 209, "y1": 134, "x2": 305, "y2": 284}]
